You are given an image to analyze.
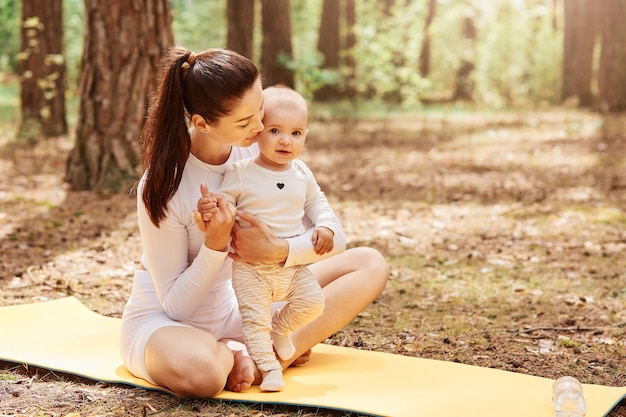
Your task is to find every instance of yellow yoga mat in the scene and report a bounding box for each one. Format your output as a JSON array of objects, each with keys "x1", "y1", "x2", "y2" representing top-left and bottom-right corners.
[{"x1": 0, "y1": 297, "x2": 623, "y2": 417}]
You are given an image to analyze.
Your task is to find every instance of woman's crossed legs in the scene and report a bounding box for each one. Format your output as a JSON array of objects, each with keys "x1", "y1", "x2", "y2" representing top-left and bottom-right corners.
[{"x1": 143, "y1": 247, "x2": 389, "y2": 397}]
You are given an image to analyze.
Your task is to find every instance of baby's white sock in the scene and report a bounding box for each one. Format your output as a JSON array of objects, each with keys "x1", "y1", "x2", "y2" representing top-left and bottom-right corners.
[
  {"x1": 271, "y1": 330, "x2": 296, "y2": 361},
  {"x1": 260, "y1": 369, "x2": 285, "y2": 391}
]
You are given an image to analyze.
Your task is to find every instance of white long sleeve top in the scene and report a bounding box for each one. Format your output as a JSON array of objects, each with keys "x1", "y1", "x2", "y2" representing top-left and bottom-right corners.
[{"x1": 133, "y1": 144, "x2": 346, "y2": 322}]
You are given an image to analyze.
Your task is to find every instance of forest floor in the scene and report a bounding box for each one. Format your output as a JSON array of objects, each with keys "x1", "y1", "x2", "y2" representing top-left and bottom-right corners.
[{"x1": 0, "y1": 103, "x2": 625, "y2": 417}]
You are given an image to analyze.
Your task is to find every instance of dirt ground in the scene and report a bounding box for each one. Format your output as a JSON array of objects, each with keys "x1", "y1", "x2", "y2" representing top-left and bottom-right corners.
[{"x1": 0, "y1": 106, "x2": 625, "y2": 416}]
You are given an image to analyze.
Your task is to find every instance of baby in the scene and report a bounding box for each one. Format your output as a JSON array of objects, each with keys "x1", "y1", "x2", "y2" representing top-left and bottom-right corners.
[{"x1": 196, "y1": 85, "x2": 340, "y2": 391}]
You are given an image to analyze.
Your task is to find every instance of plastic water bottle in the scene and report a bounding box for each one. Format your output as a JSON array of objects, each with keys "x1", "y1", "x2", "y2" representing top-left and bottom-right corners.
[{"x1": 552, "y1": 376, "x2": 587, "y2": 417}]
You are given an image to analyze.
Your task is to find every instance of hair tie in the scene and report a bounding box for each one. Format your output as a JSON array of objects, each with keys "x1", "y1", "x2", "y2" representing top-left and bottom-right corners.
[{"x1": 182, "y1": 52, "x2": 196, "y2": 69}]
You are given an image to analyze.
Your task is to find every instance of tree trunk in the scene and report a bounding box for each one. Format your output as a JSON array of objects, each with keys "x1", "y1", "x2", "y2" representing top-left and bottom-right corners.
[
  {"x1": 65, "y1": 0, "x2": 174, "y2": 192},
  {"x1": 342, "y1": 0, "x2": 357, "y2": 99},
  {"x1": 551, "y1": 0, "x2": 559, "y2": 31},
  {"x1": 597, "y1": 0, "x2": 626, "y2": 112},
  {"x1": 18, "y1": 0, "x2": 66, "y2": 141},
  {"x1": 260, "y1": 0, "x2": 294, "y2": 87},
  {"x1": 561, "y1": 0, "x2": 596, "y2": 106},
  {"x1": 418, "y1": 0, "x2": 437, "y2": 77},
  {"x1": 380, "y1": 0, "x2": 394, "y2": 16},
  {"x1": 452, "y1": 10, "x2": 477, "y2": 101},
  {"x1": 226, "y1": 0, "x2": 255, "y2": 59},
  {"x1": 314, "y1": 0, "x2": 340, "y2": 100}
]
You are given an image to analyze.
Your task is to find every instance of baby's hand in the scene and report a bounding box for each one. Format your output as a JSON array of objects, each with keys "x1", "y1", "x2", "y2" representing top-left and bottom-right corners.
[
  {"x1": 196, "y1": 183, "x2": 218, "y2": 221},
  {"x1": 312, "y1": 226, "x2": 334, "y2": 255}
]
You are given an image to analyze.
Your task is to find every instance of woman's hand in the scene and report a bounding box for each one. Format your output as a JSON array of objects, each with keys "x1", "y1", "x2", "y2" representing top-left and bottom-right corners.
[
  {"x1": 192, "y1": 184, "x2": 236, "y2": 251},
  {"x1": 229, "y1": 211, "x2": 289, "y2": 263}
]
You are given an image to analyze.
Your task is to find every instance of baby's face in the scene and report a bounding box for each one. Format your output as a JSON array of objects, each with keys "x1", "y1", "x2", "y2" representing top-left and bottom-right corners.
[{"x1": 255, "y1": 102, "x2": 309, "y2": 169}]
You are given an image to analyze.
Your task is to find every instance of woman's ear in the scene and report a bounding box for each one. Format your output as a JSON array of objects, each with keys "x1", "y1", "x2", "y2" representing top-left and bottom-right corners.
[{"x1": 191, "y1": 114, "x2": 210, "y2": 132}]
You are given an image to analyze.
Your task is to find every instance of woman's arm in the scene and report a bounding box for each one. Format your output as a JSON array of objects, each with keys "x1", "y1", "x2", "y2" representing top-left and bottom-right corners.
[
  {"x1": 138, "y1": 184, "x2": 234, "y2": 321},
  {"x1": 229, "y1": 209, "x2": 346, "y2": 267}
]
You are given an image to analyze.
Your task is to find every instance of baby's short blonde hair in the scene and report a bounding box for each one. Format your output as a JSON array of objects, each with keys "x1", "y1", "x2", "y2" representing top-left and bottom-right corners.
[{"x1": 263, "y1": 85, "x2": 308, "y2": 117}]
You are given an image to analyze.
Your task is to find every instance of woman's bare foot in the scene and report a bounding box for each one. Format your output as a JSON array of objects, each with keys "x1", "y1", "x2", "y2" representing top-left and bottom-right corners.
[
  {"x1": 226, "y1": 350, "x2": 258, "y2": 392},
  {"x1": 290, "y1": 349, "x2": 312, "y2": 366}
]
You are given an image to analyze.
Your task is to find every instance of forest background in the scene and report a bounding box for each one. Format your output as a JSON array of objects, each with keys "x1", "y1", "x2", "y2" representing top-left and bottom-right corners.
[{"x1": 0, "y1": 0, "x2": 625, "y2": 416}]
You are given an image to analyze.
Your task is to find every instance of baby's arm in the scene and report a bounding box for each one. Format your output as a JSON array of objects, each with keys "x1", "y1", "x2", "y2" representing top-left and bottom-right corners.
[{"x1": 312, "y1": 226, "x2": 334, "y2": 255}]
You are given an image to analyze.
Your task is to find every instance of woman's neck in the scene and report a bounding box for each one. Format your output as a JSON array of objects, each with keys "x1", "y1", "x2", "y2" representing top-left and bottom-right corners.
[{"x1": 190, "y1": 127, "x2": 231, "y2": 165}]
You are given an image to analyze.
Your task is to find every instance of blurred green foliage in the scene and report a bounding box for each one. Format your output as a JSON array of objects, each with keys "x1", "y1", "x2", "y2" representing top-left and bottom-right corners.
[
  {"x1": 0, "y1": 0, "x2": 563, "y2": 107},
  {"x1": 0, "y1": 82, "x2": 19, "y2": 126},
  {"x1": 63, "y1": 0, "x2": 83, "y2": 96},
  {"x1": 170, "y1": 0, "x2": 226, "y2": 52},
  {"x1": 0, "y1": 0, "x2": 20, "y2": 72}
]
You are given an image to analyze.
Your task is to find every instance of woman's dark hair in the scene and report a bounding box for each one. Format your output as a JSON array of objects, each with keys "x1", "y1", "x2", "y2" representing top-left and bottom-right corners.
[{"x1": 141, "y1": 47, "x2": 259, "y2": 227}]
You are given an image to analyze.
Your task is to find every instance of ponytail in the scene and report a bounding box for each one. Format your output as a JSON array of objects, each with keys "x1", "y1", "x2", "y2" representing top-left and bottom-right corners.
[{"x1": 141, "y1": 47, "x2": 194, "y2": 226}]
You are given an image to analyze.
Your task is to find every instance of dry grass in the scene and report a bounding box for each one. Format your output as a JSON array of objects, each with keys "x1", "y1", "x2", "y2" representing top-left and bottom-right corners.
[{"x1": 0, "y1": 104, "x2": 625, "y2": 416}]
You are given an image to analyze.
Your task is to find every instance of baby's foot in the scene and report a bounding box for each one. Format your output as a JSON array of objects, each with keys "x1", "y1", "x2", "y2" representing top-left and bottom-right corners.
[
  {"x1": 260, "y1": 369, "x2": 285, "y2": 391},
  {"x1": 226, "y1": 350, "x2": 256, "y2": 392},
  {"x1": 271, "y1": 331, "x2": 296, "y2": 361}
]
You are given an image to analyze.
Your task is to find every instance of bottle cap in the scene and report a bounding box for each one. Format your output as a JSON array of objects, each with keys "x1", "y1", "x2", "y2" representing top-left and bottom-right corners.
[{"x1": 553, "y1": 376, "x2": 583, "y2": 395}]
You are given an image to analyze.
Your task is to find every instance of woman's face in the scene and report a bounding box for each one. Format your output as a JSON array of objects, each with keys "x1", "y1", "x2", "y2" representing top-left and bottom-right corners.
[{"x1": 208, "y1": 78, "x2": 265, "y2": 147}]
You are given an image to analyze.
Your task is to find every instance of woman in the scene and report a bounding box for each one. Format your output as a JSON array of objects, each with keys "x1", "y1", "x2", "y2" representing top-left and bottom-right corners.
[{"x1": 120, "y1": 46, "x2": 389, "y2": 398}]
